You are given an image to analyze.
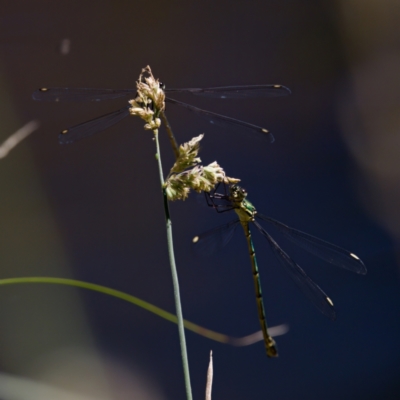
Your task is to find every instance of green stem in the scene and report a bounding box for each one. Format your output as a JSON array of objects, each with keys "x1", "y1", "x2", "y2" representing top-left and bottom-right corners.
[
  {"x1": 0, "y1": 276, "x2": 245, "y2": 343},
  {"x1": 154, "y1": 129, "x2": 193, "y2": 400}
]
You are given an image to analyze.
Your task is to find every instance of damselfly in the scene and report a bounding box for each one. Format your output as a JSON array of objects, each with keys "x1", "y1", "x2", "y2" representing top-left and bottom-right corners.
[
  {"x1": 192, "y1": 184, "x2": 366, "y2": 357},
  {"x1": 32, "y1": 84, "x2": 290, "y2": 144}
]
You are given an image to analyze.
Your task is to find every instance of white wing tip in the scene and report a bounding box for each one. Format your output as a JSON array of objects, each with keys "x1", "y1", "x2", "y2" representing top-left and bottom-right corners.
[{"x1": 350, "y1": 253, "x2": 360, "y2": 260}]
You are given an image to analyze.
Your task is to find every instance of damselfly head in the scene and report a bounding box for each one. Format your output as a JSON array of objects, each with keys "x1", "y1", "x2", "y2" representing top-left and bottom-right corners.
[{"x1": 230, "y1": 184, "x2": 247, "y2": 200}]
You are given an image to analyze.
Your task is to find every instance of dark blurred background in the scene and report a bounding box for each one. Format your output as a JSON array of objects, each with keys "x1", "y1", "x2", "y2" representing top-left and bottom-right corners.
[{"x1": 0, "y1": 0, "x2": 399, "y2": 399}]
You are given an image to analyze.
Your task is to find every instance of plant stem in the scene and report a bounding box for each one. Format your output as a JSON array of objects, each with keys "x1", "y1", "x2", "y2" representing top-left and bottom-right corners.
[
  {"x1": 205, "y1": 350, "x2": 213, "y2": 400},
  {"x1": 154, "y1": 129, "x2": 193, "y2": 400}
]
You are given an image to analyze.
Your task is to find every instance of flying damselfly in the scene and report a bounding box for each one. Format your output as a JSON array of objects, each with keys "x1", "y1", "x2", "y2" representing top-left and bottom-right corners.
[
  {"x1": 32, "y1": 84, "x2": 290, "y2": 144},
  {"x1": 192, "y1": 184, "x2": 366, "y2": 357}
]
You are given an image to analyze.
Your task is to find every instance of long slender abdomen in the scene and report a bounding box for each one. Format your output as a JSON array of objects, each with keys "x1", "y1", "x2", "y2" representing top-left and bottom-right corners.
[{"x1": 241, "y1": 222, "x2": 278, "y2": 358}]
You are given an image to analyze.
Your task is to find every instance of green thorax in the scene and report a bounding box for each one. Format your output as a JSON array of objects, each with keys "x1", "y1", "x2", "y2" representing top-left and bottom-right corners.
[{"x1": 229, "y1": 185, "x2": 257, "y2": 223}]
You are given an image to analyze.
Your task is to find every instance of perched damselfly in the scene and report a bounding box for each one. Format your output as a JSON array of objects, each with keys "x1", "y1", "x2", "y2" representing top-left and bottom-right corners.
[
  {"x1": 192, "y1": 184, "x2": 366, "y2": 357},
  {"x1": 32, "y1": 84, "x2": 290, "y2": 144}
]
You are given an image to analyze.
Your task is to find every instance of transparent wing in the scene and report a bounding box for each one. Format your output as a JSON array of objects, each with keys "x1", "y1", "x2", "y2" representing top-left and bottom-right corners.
[
  {"x1": 166, "y1": 97, "x2": 275, "y2": 143},
  {"x1": 253, "y1": 220, "x2": 336, "y2": 320},
  {"x1": 59, "y1": 107, "x2": 130, "y2": 144},
  {"x1": 192, "y1": 220, "x2": 240, "y2": 257},
  {"x1": 32, "y1": 88, "x2": 136, "y2": 102},
  {"x1": 165, "y1": 84, "x2": 291, "y2": 99},
  {"x1": 256, "y1": 214, "x2": 366, "y2": 275},
  {"x1": 33, "y1": 85, "x2": 291, "y2": 101}
]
